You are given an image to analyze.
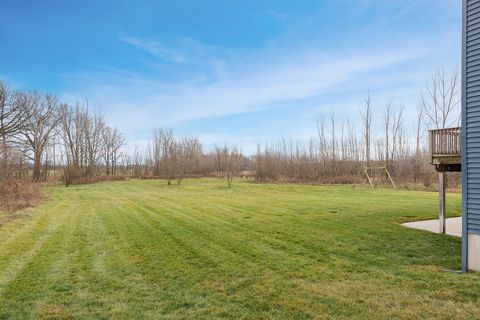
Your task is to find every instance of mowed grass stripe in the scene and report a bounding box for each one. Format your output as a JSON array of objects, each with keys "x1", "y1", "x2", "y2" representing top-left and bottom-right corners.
[
  {"x1": 0, "y1": 200, "x2": 75, "y2": 289},
  {"x1": 116, "y1": 188, "x2": 335, "y2": 274},
  {"x1": 97, "y1": 180, "x2": 468, "y2": 318},
  {"x1": 98, "y1": 187, "x2": 275, "y2": 317},
  {"x1": 95, "y1": 183, "x2": 364, "y2": 317},
  {"x1": 0, "y1": 179, "x2": 478, "y2": 319}
]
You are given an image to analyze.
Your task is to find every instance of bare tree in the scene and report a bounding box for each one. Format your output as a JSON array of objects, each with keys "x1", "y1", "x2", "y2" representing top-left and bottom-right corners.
[
  {"x1": 85, "y1": 107, "x2": 105, "y2": 177},
  {"x1": 390, "y1": 106, "x2": 404, "y2": 164},
  {"x1": 102, "y1": 127, "x2": 115, "y2": 175},
  {"x1": 421, "y1": 67, "x2": 460, "y2": 129},
  {"x1": 59, "y1": 103, "x2": 87, "y2": 169},
  {"x1": 315, "y1": 115, "x2": 327, "y2": 176},
  {"x1": 346, "y1": 117, "x2": 359, "y2": 162},
  {"x1": 132, "y1": 145, "x2": 144, "y2": 176},
  {"x1": 414, "y1": 104, "x2": 425, "y2": 182},
  {"x1": 330, "y1": 112, "x2": 336, "y2": 174},
  {"x1": 215, "y1": 145, "x2": 243, "y2": 188},
  {"x1": 384, "y1": 101, "x2": 391, "y2": 168},
  {"x1": 58, "y1": 103, "x2": 88, "y2": 185},
  {"x1": 174, "y1": 137, "x2": 201, "y2": 185},
  {"x1": 361, "y1": 92, "x2": 373, "y2": 166},
  {"x1": 103, "y1": 126, "x2": 124, "y2": 175},
  {"x1": 157, "y1": 129, "x2": 175, "y2": 184},
  {"x1": 21, "y1": 93, "x2": 60, "y2": 182},
  {"x1": 0, "y1": 82, "x2": 28, "y2": 178}
]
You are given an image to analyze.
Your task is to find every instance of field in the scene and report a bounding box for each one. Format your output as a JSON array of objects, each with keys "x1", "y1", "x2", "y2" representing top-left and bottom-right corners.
[{"x1": 0, "y1": 179, "x2": 478, "y2": 319}]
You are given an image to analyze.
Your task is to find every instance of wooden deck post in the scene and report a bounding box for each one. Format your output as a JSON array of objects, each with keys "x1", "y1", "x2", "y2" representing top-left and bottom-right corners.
[
  {"x1": 439, "y1": 171, "x2": 446, "y2": 234},
  {"x1": 428, "y1": 128, "x2": 460, "y2": 234}
]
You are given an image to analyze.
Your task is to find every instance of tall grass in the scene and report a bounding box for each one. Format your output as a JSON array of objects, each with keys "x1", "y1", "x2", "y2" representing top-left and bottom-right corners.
[{"x1": 0, "y1": 179, "x2": 44, "y2": 213}]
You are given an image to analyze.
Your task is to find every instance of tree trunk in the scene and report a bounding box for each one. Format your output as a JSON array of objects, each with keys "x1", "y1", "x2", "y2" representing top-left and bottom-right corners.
[
  {"x1": 33, "y1": 152, "x2": 42, "y2": 182},
  {"x1": 1, "y1": 133, "x2": 8, "y2": 179}
]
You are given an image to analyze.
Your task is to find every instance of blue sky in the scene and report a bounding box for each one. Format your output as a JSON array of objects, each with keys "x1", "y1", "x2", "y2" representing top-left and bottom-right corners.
[{"x1": 0, "y1": 0, "x2": 460, "y2": 153}]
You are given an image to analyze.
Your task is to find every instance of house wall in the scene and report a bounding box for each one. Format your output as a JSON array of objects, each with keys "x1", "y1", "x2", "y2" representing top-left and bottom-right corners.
[{"x1": 463, "y1": 0, "x2": 480, "y2": 271}]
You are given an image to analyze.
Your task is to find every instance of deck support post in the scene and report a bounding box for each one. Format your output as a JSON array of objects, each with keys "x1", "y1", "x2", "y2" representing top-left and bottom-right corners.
[{"x1": 439, "y1": 171, "x2": 446, "y2": 234}]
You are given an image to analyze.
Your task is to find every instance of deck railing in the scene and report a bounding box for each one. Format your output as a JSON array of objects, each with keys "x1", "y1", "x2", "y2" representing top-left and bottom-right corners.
[{"x1": 429, "y1": 127, "x2": 461, "y2": 159}]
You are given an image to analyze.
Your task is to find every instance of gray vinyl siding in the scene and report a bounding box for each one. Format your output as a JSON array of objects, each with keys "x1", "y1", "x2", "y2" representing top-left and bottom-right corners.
[{"x1": 465, "y1": 0, "x2": 480, "y2": 236}]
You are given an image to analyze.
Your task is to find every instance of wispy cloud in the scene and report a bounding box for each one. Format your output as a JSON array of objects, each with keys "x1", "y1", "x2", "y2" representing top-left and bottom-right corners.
[
  {"x1": 120, "y1": 35, "x2": 191, "y2": 63},
  {"x1": 63, "y1": 40, "x2": 430, "y2": 140},
  {"x1": 268, "y1": 10, "x2": 289, "y2": 24},
  {"x1": 119, "y1": 35, "x2": 225, "y2": 66}
]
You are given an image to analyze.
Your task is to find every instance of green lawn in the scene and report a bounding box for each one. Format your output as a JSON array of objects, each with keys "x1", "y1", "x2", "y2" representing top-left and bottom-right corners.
[{"x1": 0, "y1": 179, "x2": 477, "y2": 319}]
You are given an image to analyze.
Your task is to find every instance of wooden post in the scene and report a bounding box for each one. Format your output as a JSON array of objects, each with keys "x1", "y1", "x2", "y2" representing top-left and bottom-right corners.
[
  {"x1": 429, "y1": 130, "x2": 434, "y2": 164},
  {"x1": 364, "y1": 167, "x2": 374, "y2": 188},
  {"x1": 439, "y1": 171, "x2": 446, "y2": 234},
  {"x1": 384, "y1": 166, "x2": 397, "y2": 189}
]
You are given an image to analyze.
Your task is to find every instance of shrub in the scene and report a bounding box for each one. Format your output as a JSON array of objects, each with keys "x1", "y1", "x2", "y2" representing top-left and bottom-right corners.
[{"x1": 0, "y1": 179, "x2": 44, "y2": 213}]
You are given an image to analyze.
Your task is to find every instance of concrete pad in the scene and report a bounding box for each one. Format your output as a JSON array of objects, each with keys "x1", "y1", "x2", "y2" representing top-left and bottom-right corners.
[
  {"x1": 402, "y1": 217, "x2": 462, "y2": 237},
  {"x1": 468, "y1": 234, "x2": 480, "y2": 271}
]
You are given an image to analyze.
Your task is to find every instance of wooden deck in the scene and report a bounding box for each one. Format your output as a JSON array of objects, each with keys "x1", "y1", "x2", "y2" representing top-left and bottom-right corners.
[
  {"x1": 429, "y1": 127, "x2": 461, "y2": 172},
  {"x1": 428, "y1": 127, "x2": 461, "y2": 234}
]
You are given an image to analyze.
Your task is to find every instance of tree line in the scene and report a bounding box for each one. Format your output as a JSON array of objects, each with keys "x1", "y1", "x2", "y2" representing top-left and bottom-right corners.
[
  {"x1": 0, "y1": 82, "x2": 125, "y2": 185},
  {"x1": 131, "y1": 130, "x2": 247, "y2": 187},
  {"x1": 255, "y1": 68, "x2": 460, "y2": 186},
  {"x1": 0, "y1": 67, "x2": 460, "y2": 189}
]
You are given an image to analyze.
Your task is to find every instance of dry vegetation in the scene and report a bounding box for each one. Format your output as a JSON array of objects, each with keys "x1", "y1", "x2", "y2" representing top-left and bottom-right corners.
[{"x1": 0, "y1": 179, "x2": 43, "y2": 213}]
